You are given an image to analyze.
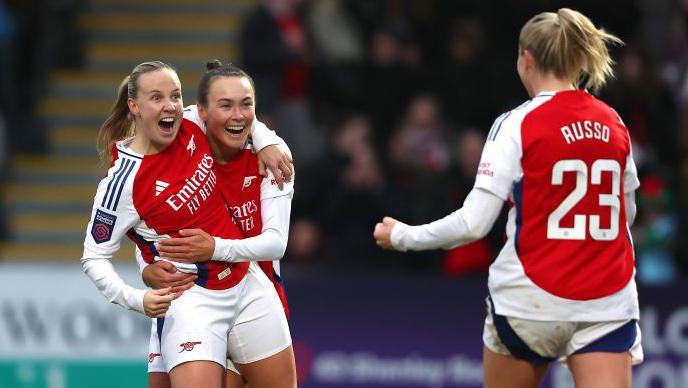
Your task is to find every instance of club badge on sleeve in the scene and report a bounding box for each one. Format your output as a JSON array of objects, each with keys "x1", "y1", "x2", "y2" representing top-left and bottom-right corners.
[{"x1": 91, "y1": 209, "x2": 117, "y2": 243}]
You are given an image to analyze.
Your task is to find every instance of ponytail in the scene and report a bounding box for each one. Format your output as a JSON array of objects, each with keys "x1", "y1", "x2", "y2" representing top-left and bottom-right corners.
[
  {"x1": 97, "y1": 76, "x2": 134, "y2": 164},
  {"x1": 519, "y1": 8, "x2": 623, "y2": 92}
]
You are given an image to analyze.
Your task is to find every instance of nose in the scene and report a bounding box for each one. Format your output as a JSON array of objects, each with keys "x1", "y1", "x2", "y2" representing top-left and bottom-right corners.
[
  {"x1": 230, "y1": 106, "x2": 244, "y2": 121},
  {"x1": 163, "y1": 99, "x2": 175, "y2": 111}
]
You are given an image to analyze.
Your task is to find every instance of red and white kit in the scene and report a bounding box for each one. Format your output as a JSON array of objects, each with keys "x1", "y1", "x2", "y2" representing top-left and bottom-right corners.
[
  {"x1": 82, "y1": 115, "x2": 286, "y2": 371},
  {"x1": 391, "y1": 90, "x2": 642, "y2": 362},
  {"x1": 143, "y1": 107, "x2": 293, "y2": 373},
  {"x1": 476, "y1": 90, "x2": 639, "y2": 322}
]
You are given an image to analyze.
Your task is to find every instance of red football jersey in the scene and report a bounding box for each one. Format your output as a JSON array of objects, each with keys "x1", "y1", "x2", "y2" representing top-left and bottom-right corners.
[
  {"x1": 88, "y1": 118, "x2": 250, "y2": 290},
  {"x1": 215, "y1": 146, "x2": 290, "y2": 317},
  {"x1": 476, "y1": 90, "x2": 640, "y2": 321}
]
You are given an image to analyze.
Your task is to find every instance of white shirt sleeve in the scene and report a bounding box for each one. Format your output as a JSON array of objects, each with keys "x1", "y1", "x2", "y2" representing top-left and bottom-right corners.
[
  {"x1": 183, "y1": 105, "x2": 205, "y2": 132},
  {"x1": 81, "y1": 157, "x2": 147, "y2": 314},
  {"x1": 82, "y1": 259, "x2": 147, "y2": 314},
  {"x1": 134, "y1": 246, "x2": 149, "y2": 275},
  {"x1": 250, "y1": 119, "x2": 281, "y2": 152},
  {"x1": 623, "y1": 148, "x2": 640, "y2": 194},
  {"x1": 390, "y1": 188, "x2": 504, "y2": 252},
  {"x1": 212, "y1": 167, "x2": 294, "y2": 262},
  {"x1": 473, "y1": 113, "x2": 522, "y2": 201}
]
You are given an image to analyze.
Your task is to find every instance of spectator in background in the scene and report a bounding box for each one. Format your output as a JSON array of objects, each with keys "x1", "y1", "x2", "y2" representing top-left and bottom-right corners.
[
  {"x1": 362, "y1": 20, "x2": 425, "y2": 153},
  {"x1": 305, "y1": 0, "x2": 366, "y2": 123},
  {"x1": 434, "y1": 17, "x2": 496, "y2": 130},
  {"x1": 291, "y1": 113, "x2": 388, "y2": 266},
  {"x1": 240, "y1": 0, "x2": 324, "y2": 167},
  {"x1": 385, "y1": 94, "x2": 451, "y2": 224},
  {"x1": 603, "y1": 44, "x2": 679, "y2": 168}
]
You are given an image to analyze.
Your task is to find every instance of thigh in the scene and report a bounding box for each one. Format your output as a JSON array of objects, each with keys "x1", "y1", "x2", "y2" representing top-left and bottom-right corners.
[
  {"x1": 236, "y1": 345, "x2": 296, "y2": 388},
  {"x1": 169, "y1": 360, "x2": 224, "y2": 388},
  {"x1": 227, "y1": 270, "x2": 292, "y2": 364},
  {"x1": 225, "y1": 367, "x2": 247, "y2": 388},
  {"x1": 567, "y1": 352, "x2": 631, "y2": 388},
  {"x1": 483, "y1": 346, "x2": 548, "y2": 388},
  {"x1": 148, "y1": 372, "x2": 171, "y2": 388},
  {"x1": 148, "y1": 318, "x2": 171, "y2": 388},
  {"x1": 148, "y1": 318, "x2": 167, "y2": 374},
  {"x1": 161, "y1": 285, "x2": 241, "y2": 372}
]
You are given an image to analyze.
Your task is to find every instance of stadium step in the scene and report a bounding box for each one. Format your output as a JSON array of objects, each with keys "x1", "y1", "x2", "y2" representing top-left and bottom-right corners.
[{"x1": 2, "y1": 0, "x2": 259, "y2": 261}]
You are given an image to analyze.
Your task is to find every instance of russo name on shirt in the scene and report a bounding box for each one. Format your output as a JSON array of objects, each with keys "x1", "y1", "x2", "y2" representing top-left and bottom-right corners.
[
  {"x1": 165, "y1": 154, "x2": 218, "y2": 214},
  {"x1": 560, "y1": 120, "x2": 610, "y2": 144}
]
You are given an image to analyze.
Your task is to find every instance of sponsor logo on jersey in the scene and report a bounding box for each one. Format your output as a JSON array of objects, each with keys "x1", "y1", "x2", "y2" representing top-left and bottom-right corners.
[
  {"x1": 155, "y1": 180, "x2": 169, "y2": 197},
  {"x1": 91, "y1": 209, "x2": 117, "y2": 243},
  {"x1": 477, "y1": 162, "x2": 494, "y2": 177},
  {"x1": 179, "y1": 341, "x2": 202, "y2": 353},
  {"x1": 165, "y1": 154, "x2": 217, "y2": 215},
  {"x1": 186, "y1": 134, "x2": 196, "y2": 156},
  {"x1": 148, "y1": 353, "x2": 161, "y2": 363},
  {"x1": 242, "y1": 175, "x2": 257, "y2": 190}
]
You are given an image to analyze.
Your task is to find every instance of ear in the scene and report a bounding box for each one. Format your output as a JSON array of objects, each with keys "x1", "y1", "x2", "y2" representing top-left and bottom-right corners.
[
  {"x1": 127, "y1": 98, "x2": 140, "y2": 117},
  {"x1": 522, "y1": 48, "x2": 536, "y2": 70},
  {"x1": 197, "y1": 104, "x2": 208, "y2": 122}
]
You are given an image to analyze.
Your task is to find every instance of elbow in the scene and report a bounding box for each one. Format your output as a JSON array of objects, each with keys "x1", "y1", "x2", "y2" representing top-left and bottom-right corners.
[
  {"x1": 464, "y1": 223, "x2": 491, "y2": 243},
  {"x1": 274, "y1": 238, "x2": 288, "y2": 260},
  {"x1": 265, "y1": 228, "x2": 288, "y2": 259}
]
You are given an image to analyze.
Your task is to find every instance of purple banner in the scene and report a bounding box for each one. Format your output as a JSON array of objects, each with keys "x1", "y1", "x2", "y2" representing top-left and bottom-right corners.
[{"x1": 287, "y1": 271, "x2": 688, "y2": 388}]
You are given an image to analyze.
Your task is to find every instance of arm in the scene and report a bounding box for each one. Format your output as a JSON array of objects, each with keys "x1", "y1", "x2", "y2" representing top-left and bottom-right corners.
[
  {"x1": 623, "y1": 149, "x2": 640, "y2": 226},
  {"x1": 375, "y1": 188, "x2": 504, "y2": 251},
  {"x1": 136, "y1": 246, "x2": 197, "y2": 292},
  {"x1": 81, "y1": 159, "x2": 177, "y2": 317},
  {"x1": 375, "y1": 111, "x2": 520, "y2": 252},
  {"x1": 157, "y1": 166, "x2": 295, "y2": 262},
  {"x1": 212, "y1": 192, "x2": 292, "y2": 261}
]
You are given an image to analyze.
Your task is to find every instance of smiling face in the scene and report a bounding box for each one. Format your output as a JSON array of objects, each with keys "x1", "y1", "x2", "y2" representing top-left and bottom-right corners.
[
  {"x1": 127, "y1": 69, "x2": 183, "y2": 154},
  {"x1": 198, "y1": 75, "x2": 255, "y2": 159}
]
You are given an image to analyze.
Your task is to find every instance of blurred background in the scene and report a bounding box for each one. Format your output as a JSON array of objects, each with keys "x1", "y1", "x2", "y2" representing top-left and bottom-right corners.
[{"x1": 0, "y1": 0, "x2": 686, "y2": 387}]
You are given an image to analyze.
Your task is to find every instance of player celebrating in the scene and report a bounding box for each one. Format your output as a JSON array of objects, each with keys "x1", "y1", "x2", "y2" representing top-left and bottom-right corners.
[
  {"x1": 81, "y1": 61, "x2": 293, "y2": 388},
  {"x1": 140, "y1": 61, "x2": 295, "y2": 388},
  {"x1": 374, "y1": 9, "x2": 642, "y2": 388}
]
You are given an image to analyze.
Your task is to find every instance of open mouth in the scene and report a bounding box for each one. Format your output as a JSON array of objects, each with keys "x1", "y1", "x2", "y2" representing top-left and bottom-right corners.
[
  {"x1": 159, "y1": 118, "x2": 175, "y2": 130},
  {"x1": 225, "y1": 125, "x2": 245, "y2": 136}
]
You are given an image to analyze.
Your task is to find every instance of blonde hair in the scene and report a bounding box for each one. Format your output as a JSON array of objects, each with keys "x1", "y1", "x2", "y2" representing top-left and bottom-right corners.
[
  {"x1": 518, "y1": 8, "x2": 623, "y2": 92},
  {"x1": 97, "y1": 61, "x2": 176, "y2": 164}
]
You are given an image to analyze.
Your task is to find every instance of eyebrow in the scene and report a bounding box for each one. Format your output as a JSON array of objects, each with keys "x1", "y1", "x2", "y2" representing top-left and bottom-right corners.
[
  {"x1": 146, "y1": 89, "x2": 181, "y2": 94},
  {"x1": 217, "y1": 97, "x2": 253, "y2": 103}
]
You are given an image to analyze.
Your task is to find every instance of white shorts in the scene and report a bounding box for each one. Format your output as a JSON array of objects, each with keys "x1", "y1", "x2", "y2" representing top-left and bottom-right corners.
[
  {"x1": 147, "y1": 263, "x2": 291, "y2": 373},
  {"x1": 483, "y1": 297, "x2": 643, "y2": 366}
]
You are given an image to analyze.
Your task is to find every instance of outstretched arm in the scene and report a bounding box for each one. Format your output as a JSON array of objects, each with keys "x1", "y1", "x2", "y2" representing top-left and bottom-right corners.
[{"x1": 374, "y1": 187, "x2": 504, "y2": 251}]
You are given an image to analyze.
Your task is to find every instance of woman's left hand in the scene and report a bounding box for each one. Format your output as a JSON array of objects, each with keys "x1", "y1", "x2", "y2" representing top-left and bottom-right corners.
[
  {"x1": 257, "y1": 144, "x2": 293, "y2": 190},
  {"x1": 156, "y1": 229, "x2": 215, "y2": 263}
]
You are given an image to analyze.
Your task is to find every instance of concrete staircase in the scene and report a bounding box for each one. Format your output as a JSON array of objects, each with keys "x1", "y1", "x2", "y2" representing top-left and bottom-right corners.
[{"x1": 1, "y1": 0, "x2": 257, "y2": 261}]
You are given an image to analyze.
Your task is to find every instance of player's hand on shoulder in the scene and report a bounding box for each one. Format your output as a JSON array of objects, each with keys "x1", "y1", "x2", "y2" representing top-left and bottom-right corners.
[
  {"x1": 374, "y1": 217, "x2": 399, "y2": 250},
  {"x1": 143, "y1": 287, "x2": 180, "y2": 318},
  {"x1": 156, "y1": 229, "x2": 214, "y2": 263},
  {"x1": 257, "y1": 144, "x2": 293, "y2": 190}
]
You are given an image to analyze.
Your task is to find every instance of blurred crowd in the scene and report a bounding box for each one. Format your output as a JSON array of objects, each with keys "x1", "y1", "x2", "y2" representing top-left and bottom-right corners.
[
  {"x1": 1, "y1": 0, "x2": 687, "y2": 284},
  {"x1": 240, "y1": 0, "x2": 688, "y2": 284}
]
